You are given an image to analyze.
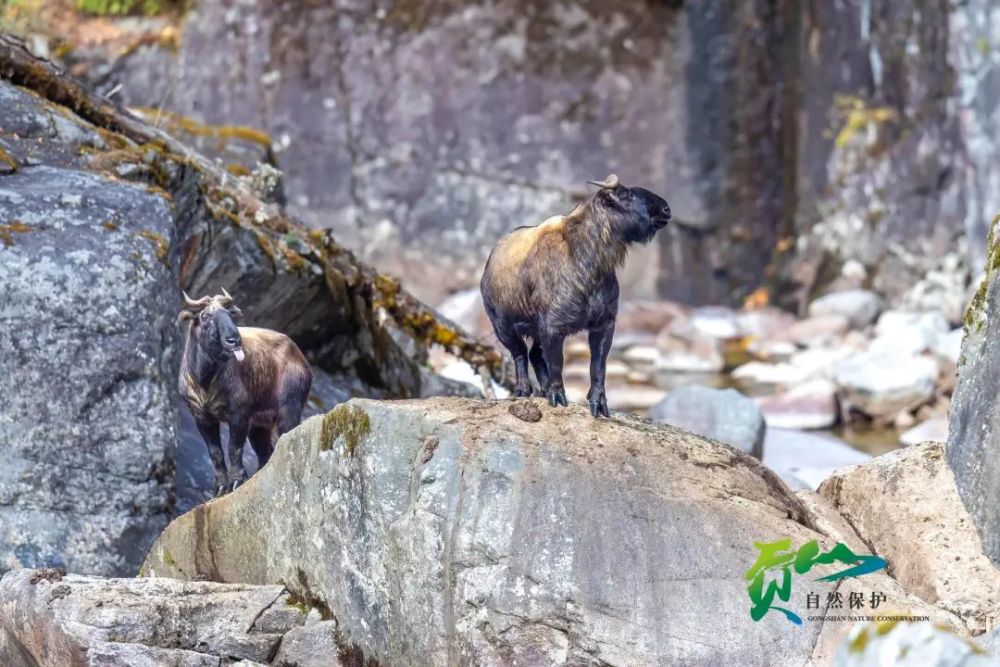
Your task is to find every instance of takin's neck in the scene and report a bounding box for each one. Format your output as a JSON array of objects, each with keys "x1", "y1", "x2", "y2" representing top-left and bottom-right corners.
[
  {"x1": 564, "y1": 203, "x2": 629, "y2": 279},
  {"x1": 182, "y1": 326, "x2": 225, "y2": 388}
]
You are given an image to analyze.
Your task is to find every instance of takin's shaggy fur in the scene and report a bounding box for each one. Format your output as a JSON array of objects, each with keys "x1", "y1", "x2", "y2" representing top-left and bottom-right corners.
[
  {"x1": 481, "y1": 174, "x2": 671, "y2": 417},
  {"x1": 179, "y1": 289, "x2": 312, "y2": 494}
]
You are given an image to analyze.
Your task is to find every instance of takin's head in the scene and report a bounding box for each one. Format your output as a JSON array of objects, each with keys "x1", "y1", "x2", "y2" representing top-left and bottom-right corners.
[
  {"x1": 587, "y1": 173, "x2": 671, "y2": 244},
  {"x1": 179, "y1": 288, "x2": 246, "y2": 362}
]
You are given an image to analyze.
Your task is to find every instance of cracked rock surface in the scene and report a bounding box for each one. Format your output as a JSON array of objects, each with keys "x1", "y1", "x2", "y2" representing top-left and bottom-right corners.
[
  {"x1": 0, "y1": 85, "x2": 177, "y2": 576},
  {"x1": 0, "y1": 568, "x2": 337, "y2": 666},
  {"x1": 143, "y1": 397, "x2": 954, "y2": 666}
]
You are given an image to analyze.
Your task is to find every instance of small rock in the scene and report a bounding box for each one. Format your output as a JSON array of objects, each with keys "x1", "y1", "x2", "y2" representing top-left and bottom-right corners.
[
  {"x1": 272, "y1": 620, "x2": 340, "y2": 667},
  {"x1": 605, "y1": 384, "x2": 666, "y2": 412},
  {"x1": 626, "y1": 369, "x2": 652, "y2": 385},
  {"x1": 735, "y1": 307, "x2": 797, "y2": 339},
  {"x1": 834, "y1": 351, "x2": 938, "y2": 418},
  {"x1": 622, "y1": 345, "x2": 660, "y2": 368},
  {"x1": 649, "y1": 385, "x2": 765, "y2": 459},
  {"x1": 900, "y1": 416, "x2": 949, "y2": 446},
  {"x1": 746, "y1": 338, "x2": 798, "y2": 362},
  {"x1": 689, "y1": 306, "x2": 742, "y2": 339},
  {"x1": 654, "y1": 330, "x2": 725, "y2": 373},
  {"x1": 756, "y1": 379, "x2": 838, "y2": 430},
  {"x1": 775, "y1": 314, "x2": 850, "y2": 347},
  {"x1": 616, "y1": 300, "x2": 688, "y2": 333},
  {"x1": 605, "y1": 359, "x2": 630, "y2": 380},
  {"x1": 870, "y1": 310, "x2": 950, "y2": 356},
  {"x1": 508, "y1": 400, "x2": 542, "y2": 423},
  {"x1": 808, "y1": 289, "x2": 883, "y2": 329},
  {"x1": 893, "y1": 410, "x2": 917, "y2": 430}
]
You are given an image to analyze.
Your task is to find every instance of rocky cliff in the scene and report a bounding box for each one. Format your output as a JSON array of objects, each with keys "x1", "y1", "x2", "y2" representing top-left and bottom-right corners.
[
  {"x1": 0, "y1": 34, "x2": 500, "y2": 576},
  {"x1": 52, "y1": 0, "x2": 997, "y2": 310}
]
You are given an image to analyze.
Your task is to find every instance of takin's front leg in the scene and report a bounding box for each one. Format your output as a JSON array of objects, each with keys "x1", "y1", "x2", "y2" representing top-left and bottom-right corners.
[
  {"x1": 194, "y1": 416, "x2": 228, "y2": 496},
  {"x1": 587, "y1": 319, "x2": 615, "y2": 418},
  {"x1": 224, "y1": 415, "x2": 251, "y2": 493},
  {"x1": 540, "y1": 333, "x2": 568, "y2": 407}
]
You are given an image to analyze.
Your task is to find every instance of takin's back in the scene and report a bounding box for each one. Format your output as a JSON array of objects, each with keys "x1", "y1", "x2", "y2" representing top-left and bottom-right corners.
[
  {"x1": 235, "y1": 327, "x2": 311, "y2": 398},
  {"x1": 481, "y1": 215, "x2": 579, "y2": 320}
]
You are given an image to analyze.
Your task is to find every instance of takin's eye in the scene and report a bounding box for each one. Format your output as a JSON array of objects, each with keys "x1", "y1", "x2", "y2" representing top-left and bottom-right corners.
[{"x1": 199, "y1": 310, "x2": 211, "y2": 324}]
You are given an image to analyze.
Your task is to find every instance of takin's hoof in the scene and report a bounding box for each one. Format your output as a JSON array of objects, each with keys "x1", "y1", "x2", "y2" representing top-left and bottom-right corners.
[
  {"x1": 588, "y1": 392, "x2": 610, "y2": 418},
  {"x1": 547, "y1": 387, "x2": 568, "y2": 407},
  {"x1": 513, "y1": 385, "x2": 533, "y2": 398}
]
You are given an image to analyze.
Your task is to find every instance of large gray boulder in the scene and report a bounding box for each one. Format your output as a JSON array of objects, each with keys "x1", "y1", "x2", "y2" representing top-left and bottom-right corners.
[
  {"x1": 143, "y1": 397, "x2": 953, "y2": 666},
  {"x1": 0, "y1": 568, "x2": 332, "y2": 666},
  {"x1": 948, "y1": 217, "x2": 1000, "y2": 565},
  {"x1": 0, "y1": 84, "x2": 177, "y2": 575}
]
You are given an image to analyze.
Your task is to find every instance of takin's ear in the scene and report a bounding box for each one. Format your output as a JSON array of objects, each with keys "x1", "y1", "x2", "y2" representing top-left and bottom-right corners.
[
  {"x1": 228, "y1": 306, "x2": 243, "y2": 321},
  {"x1": 178, "y1": 310, "x2": 196, "y2": 322},
  {"x1": 595, "y1": 186, "x2": 621, "y2": 208}
]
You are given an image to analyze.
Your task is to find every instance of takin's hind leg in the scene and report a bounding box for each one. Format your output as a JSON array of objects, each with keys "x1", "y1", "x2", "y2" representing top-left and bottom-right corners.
[
  {"x1": 540, "y1": 333, "x2": 568, "y2": 407},
  {"x1": 248, "y1": 426, "x2": 275, "y2": 470},
  {"x1": 528, "y1": 341, "x2": 550, "y2": 395},
  {"x1": 492, "y1": 322, "x2": 532, "y2": 397}
]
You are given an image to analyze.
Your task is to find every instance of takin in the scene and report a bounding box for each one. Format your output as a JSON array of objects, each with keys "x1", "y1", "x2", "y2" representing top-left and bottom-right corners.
[
  {"x1": 480, "y1": 174, "x2": 671, "y2": 417},
  {"x1": 179, "y1": 288, "x2": 312, "y2": 494}
]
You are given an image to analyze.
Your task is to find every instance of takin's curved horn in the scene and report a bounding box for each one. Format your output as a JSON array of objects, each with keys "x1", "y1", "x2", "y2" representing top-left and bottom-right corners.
[
  {"x1": 182, "y1": 291, "x2": 212, "y2": 310},
  {"x1": 219, "y1": 286, "x2": 234, "y2": 305},
  {"x1": 587, "y1": 173, "x2": 620, "y2": 189}
]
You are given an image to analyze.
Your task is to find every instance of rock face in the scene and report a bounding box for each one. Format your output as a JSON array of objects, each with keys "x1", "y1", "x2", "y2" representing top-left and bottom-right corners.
[
  {"x1": 82, "y1": 0, "x2": 800, "y2": 307},
  {"x1": 142, "y1": 397, "x2": 939, "y2": 666},
  {"x1": 820, "y1": 442, "x2": 1000, "y2": 634},
  {"x1": 949, "y1": 219, "x2": 1000, "y2": 567},
  {"x1": 0, "y1": 38, "x2": 503, "y2": 575},
  {"x1": 648, "y1": 385, "x2": 765, "y2": 458},
  {"x1": 0, "y1": 84, "x2": 176, "y2": 576},
  {"x1": 0, "y1": 568, "x2": 331, "y2": 666}
]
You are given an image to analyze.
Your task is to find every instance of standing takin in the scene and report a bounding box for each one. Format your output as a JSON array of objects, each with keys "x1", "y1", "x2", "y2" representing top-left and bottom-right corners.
[
  {"x1": 179, "y1": 289, "x2": 312, "y2": 494},
  {"x1": 480, "y1": 174, "x2": 671, "y2": 417}
]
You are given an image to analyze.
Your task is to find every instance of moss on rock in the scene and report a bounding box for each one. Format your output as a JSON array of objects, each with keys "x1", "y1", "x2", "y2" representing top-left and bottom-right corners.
[{"x1": 320, "y1": 404, "x2": 371, "y2": 457}]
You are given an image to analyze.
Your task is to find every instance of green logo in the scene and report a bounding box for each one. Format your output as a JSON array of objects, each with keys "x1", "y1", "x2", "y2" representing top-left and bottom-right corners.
[{"x1": 745, "y1": 538, "x2": 887, "y2": 625}]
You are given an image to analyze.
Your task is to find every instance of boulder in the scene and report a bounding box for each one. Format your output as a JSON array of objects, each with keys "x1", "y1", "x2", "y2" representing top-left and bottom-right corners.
[
  {"x1": 807, "y1": 290, "x2": 883, "y2": 329},
  {"x1": 834, "y1": 351, "x2": 938, "y2": 418},
  {"x1": 756, "y1": 379, "x2": 838, "y2": 430},
  {"x1": 775, "y1": 314, "x2": 851, "y2": 348},
  {"x1": 871, "y1": 310, "x2": 950, "y2": 356},
  {"x1": 819, "y1": 443, "x2": 1000, "y2": 634},
  {"x1": 142, "y1": 397, "x2": 926, "y2": 666},
  {"x1": 648, "y1": 385, "x2": 765, "y2": 459},
  {"x1": 0, "y1": 87, "x2": 177, "y2": 575},
  {"x1": 948, "y1": 219, "x2": 1000, "y2": 566},
  {"x1": 0, "y1": 568, "x2": 327, "y2": 666},
  {"x1": 831, "y1": 622, "x2": 998, "y2": 667}
]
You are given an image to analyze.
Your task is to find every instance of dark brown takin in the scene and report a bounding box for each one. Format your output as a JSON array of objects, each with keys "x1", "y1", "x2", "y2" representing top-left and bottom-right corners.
[
  {"x1": 178, "y1": 288, "x2": 312, "y2": 494},
  {"x1": 480, "y1": 174, "x2": 671, "y2": 417}
]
